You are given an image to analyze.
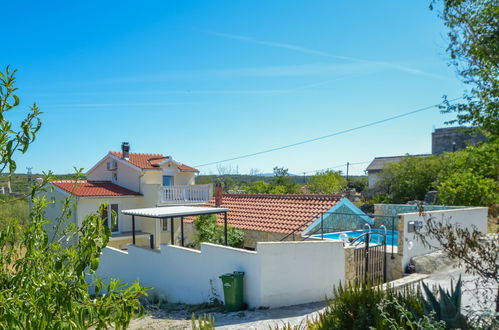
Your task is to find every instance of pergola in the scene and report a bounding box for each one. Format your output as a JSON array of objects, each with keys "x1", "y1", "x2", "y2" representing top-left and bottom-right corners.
[{"x1": 121, "y1": 206, "x2": 229, "y2": 247}]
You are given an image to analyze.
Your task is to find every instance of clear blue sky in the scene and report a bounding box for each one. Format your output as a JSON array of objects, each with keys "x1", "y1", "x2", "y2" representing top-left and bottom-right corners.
[{"x1": 3, "y1": 0, "x2": 462, "y2": 176}]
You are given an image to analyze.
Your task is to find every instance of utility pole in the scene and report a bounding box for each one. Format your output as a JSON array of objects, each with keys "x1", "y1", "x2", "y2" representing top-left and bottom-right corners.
[
  {"x1": 346, "y1": 162, "x2": 350, "y2": 181},
  {"x1": 303, "y1": 172, "x2": 306, "y2": 184}
]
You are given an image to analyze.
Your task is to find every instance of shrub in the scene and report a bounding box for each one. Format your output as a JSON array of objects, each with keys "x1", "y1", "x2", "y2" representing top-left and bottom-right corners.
[
  {"x1": 193, "y1": 214, "x2": 245, "y2": 248},
  {"x1": 307, "y1": 282, "x2": 423, "y2": 330}
]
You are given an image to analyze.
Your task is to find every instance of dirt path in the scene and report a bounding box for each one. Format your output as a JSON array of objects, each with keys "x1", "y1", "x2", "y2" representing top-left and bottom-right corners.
[{"x1": 129, "y1": 301, "x2": 326, "y2": 329}]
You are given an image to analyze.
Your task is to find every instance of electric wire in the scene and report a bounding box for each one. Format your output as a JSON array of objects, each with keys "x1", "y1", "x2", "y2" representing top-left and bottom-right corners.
[{"x1": 195, "y1": 97, "x2": 462, "y2": 168}]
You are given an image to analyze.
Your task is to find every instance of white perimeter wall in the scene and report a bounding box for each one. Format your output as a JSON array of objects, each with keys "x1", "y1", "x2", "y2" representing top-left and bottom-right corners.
[
  {"x1": 400, "y1": 207, "x2": 488, "y2": 268},
  {"x1": 95, "y1": 240, "x2": 345, "y2": 308}
]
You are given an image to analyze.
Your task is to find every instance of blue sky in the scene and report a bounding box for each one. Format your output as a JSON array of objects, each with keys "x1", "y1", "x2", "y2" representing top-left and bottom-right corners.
[{"x1": 3, "y1": 0, "x2": 463, "y2": 176}]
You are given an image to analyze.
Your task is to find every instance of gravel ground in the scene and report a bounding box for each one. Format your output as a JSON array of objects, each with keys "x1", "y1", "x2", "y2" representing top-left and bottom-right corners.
[{"x1": 128, "y1": 301, "x2": 326, "y2": 330}]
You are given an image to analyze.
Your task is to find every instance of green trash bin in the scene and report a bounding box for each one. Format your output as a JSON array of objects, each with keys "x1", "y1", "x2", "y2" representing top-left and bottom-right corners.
[{"x1": 219, "y1": 271, "x2": 244, "y2": 312}]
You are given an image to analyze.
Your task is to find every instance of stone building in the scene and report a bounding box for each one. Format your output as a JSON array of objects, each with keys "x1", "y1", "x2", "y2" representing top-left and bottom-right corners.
[{"x1": 431, "y1": 126, "x2": 487, "y2": 155}]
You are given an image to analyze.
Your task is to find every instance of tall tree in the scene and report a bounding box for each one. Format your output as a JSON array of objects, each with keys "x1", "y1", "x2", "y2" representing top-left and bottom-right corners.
[
  {"x1": 432, "y1": 0, "x2": 498, "y2": 137},
  {"x1": 308, "y1": 170, "x2": 347, "y2": 194}
]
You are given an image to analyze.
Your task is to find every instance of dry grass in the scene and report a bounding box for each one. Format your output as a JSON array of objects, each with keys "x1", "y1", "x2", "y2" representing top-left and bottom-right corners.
[{"x1": 488, "y1": 215, "x2": 498, "y2": 233}]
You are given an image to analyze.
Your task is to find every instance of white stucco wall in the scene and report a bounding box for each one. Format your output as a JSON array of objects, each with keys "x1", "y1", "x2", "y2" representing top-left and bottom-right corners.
[
  {"x1": 40, "y1": 188, "x2": 77, "y2": 241},
  {"x1": 87, "y1": 156, "x2": 141, "y2": 192},
  {"x1": 95, "y1": 240, "x2": 345, "y2": 308},
  {"x1": 399, "y1": 207, "x2": 488, "y2": 268}
]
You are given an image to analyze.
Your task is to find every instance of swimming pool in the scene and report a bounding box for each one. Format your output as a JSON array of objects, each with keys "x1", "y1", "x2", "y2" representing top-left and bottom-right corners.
[{"x1": 312, "y1": 229, "x2": 398, "y2": 246}]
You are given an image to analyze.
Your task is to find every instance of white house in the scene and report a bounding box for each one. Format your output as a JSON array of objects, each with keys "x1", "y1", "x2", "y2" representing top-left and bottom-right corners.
[{"x1": 42, "y1": 143, "x2": 212, "y2": 249}]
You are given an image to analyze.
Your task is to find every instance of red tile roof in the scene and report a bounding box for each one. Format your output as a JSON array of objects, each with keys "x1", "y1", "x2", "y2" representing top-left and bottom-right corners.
[
  {"x1": 51, "y1": 180, "x2": 141, "y2": 197},
  {"x1": 186, "y1": 194, "x2": 342, "y2": 234},
  {"x1": 110, "y1": 152, "x2": 198, "y2": 172}
]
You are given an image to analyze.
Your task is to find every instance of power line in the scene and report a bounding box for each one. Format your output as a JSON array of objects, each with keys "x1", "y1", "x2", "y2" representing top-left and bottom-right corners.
[{"x1": 194, "y1": 97, "x2": 462, "y2": 168}]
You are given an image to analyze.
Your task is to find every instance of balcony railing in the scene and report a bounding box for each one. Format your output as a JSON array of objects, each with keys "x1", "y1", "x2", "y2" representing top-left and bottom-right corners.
[{"x1": 159, "y1": 184, "x2": 213, "y2": 204}]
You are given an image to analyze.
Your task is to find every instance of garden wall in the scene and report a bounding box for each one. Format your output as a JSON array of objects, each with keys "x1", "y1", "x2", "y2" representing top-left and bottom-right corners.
[
  {"x1": 95, "y1": 240, "x2": 345, "y2": 308},
  {"x1": 398, "y1": 207, "x2": 488, "y2": 269}
]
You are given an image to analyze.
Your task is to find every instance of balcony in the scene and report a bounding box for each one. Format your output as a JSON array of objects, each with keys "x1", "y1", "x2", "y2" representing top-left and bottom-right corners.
[{"x1": 159, "y1": 184, "x2": 213, "y2": 204}]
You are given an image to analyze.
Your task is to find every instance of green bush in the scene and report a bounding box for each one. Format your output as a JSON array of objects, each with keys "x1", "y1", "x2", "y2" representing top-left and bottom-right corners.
[
  {"x1": 193, "y1": 214, "x2": 245, "y2": 248},
  {"x1": 307, "y1": 282, "x2": 423, "y2": 330}
]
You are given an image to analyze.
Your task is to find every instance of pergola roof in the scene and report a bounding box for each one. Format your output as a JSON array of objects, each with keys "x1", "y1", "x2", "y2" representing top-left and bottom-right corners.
[{"x1": 121, "y1": 206, "x2": 228, "y2": 218}]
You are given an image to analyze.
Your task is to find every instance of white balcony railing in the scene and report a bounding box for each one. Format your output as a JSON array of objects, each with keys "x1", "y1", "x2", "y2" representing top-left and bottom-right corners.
[{"x1": 159, "y1": 184, "x2": 213, "y2": 204}]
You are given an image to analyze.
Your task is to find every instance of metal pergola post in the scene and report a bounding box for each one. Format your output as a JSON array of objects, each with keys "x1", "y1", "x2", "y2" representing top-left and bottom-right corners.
[
  {"x1": 180, "y1": 216, "x2": 185, "y2": 247},
  {"x1": 224, "y1": 212, "x2": 228, "y2": 246},
  {"x1": 170, "y1": 217, "x2": 174, "y2": 245},
  {"x1": 132, "y1": 215, "x2": 136, "y2": 245}
]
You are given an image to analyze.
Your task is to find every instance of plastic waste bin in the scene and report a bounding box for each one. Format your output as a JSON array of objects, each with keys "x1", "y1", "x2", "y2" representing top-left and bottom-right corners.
[{"x1": 219, "y1": 271, "x2": 244, "y2": 312}]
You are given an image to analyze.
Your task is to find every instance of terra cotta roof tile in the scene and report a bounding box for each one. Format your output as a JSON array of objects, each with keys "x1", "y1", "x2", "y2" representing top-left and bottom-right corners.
[
  {"x1": 52, "y1": 180, "x2": 141, "y2": 197},
  {"x1": 185, "y1": 194, "x2": 342, "y2": 234},
  {"x1": 110, "y1": 152, "x2": 198, "y2": 172}
]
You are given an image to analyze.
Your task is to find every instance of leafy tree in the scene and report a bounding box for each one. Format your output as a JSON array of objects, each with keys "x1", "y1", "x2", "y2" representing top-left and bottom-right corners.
[
  {"x1": 373, "y1": 140, "x2": 498, "y2": 206},
  {"x1": 437, "y1": 171, "x2": 497, "y2": 206},
  {"x1": 241, "y1": 167, "x2": 300, "y2": 194},
  {"x1": 0, "y1": 198, "x2": 147, "y2": 328},
  {"x1": 308, "y1": 170, "x2": 347, "y2": 194},
  {"x1": 0, "y1": 67, "x2": 146, "y2": 328},
  {"x1": 375, "y1": 155, "x2": 442, "y2": 203},
  {"x1": 269, "y1": 167, "x2": 300, "y2": 194},
  {"x1": 193, "y1": 214, "x2": 245, "y2": 248},
  {"x1": 242, "y1": 180, "x2": 271, "y2": 193},
  {"x1": 415, "y1": 210, "x2": 498, "y2": 326},
  {"x1": 0, "y1": 66, "x2": 41, "y2": 175},
  {"x1": 348, "y1": 176, "x2": 368, "y2": 193},
  {"x1": 431, "y1": 0, "x2": 498, "y2": 137}
]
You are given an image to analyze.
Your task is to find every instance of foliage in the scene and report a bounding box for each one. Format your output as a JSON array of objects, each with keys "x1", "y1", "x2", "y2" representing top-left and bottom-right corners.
[
  {"x1": 191, "y1": 313, "x2": 215, "y2": 330},
  {"x1": 431, "y1": 0, "x2": 498, "y2": 138},
  {"x1": 437, "y1": 171, "x2": 497, "y2": 206},
  {"x1": 415, "y1": 210, "x2": 498, "y2": 325},
  {"x1": 241, "y1": 167, "x2": 300, "y2": 194},
  {"x1": 0, "y1": 192, "x2": 147, "y2": 328},
  {"x1": 307, "y1": 282, "x2": 424, "y2": 330},
  {"x1": 308, "y1": 170, "x2": 347, "y2": 194},
  {"x1": 421, "y1": 277, "x2": 469, "y2": 329},
  {"x1": 374, "y1": 140, "x2": 498, "y2": 206},
  {"x1": 348, "y1": 176, "x2": 368, "y2": 193},
  {"x1": 269, "y1": 167, "x2": 301, "y2": 194},
  {"x1": 243, "y1": 180, "x2": 271, "y2": 193},
  {"x1": 375, "y1": 155, "x2": 442, "y2": 203},
  {"x1": 193, "y1": 214, "x2": 245, "y2": 248},
  {"x1": 376, "y1": 298, "x2": 446, "y2": 330},
  {"x1": 0, "y1": 66, "x2": 42, "y2": 175},
  {"x1": 0, "y1": 67, "x2": 147, "y2": 329}
]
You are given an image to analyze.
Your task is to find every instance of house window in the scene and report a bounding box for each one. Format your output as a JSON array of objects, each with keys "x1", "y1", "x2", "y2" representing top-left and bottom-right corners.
[
  {"x1": 162, "y1": 218, "x2": 169, "y2": 231},
  {"x1": 112, "y1": 172, "x2": 118, "y2": 182},
  {"x1": 162, "y1": 175, "x2": 173, "y2": 186},
  {"x1": 102, "y1": 204, "x2": 119, "y2": 233}
]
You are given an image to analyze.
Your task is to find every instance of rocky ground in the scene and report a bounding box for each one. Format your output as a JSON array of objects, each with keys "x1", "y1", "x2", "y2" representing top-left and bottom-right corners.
[{"x1": 128, "y1": 301, "x2": 326, "y2": 329}]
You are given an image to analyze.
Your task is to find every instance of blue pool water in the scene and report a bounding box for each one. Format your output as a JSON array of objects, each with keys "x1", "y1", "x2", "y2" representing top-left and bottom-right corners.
[{"x1": 312, "y1": 229, "x2": 398, "y2": 246}]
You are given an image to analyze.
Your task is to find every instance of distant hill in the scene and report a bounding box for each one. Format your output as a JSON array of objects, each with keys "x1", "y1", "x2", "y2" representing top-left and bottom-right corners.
[{"x1": 0, "y1": 173, "x2": 83, "y2": 194}]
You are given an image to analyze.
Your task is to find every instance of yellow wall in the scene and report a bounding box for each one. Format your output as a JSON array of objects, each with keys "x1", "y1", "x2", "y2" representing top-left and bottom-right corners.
[
  {"x1": 87, "y1": 156, "x2": 141, "y2": 192},
  {"x1": 76, "y1": 196, "x2": 144, "y2": 232}
]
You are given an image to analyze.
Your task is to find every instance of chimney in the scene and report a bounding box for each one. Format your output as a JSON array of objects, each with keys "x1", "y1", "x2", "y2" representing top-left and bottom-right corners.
[
  {"x1": 121, "y1": 142, "x2": 130, "y2": 160},
  {"x1": 215, "y1": 183, "x2": 223, "y2": 207}
]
